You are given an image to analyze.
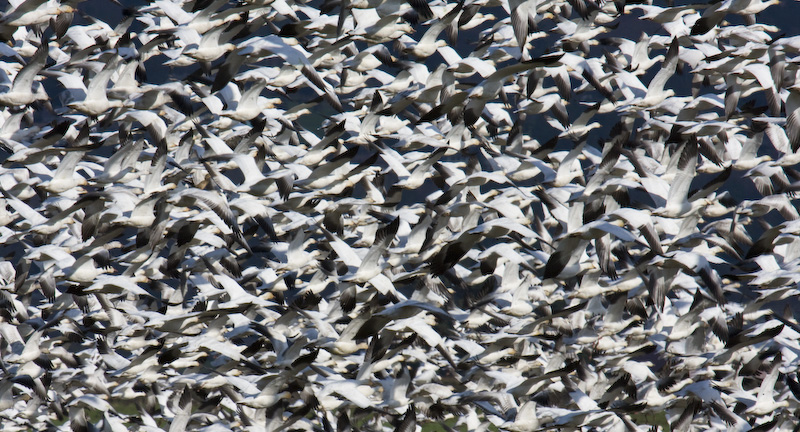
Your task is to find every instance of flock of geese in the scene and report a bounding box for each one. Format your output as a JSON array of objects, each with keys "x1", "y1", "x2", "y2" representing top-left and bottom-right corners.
[{"x1": 3, "y1": 0, "x2": 800, "y2": 430}]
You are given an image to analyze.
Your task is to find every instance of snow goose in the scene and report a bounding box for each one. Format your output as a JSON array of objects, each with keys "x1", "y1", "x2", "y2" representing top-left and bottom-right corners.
[
  {"x1": 202, "y1": 153, "x2": 295, "y2": 197},
  {"x1": 179, "y1": 22, "x2": 239, "y2": 65},
  {"x1": 320, "y1": 220, "x2": 403, "y2": 300},
  {"x1": 507, "y1": 0, "x2": 542, "y2": 58},
  {"x1": 154, "y1": 0, "x2": 244, "y2": 35},
  {"x1": 554, "y1": 14, "x2": 611, "y2": 52},
  {"x1": 62, "y1": 251, "x2": 111, "y2": 283},
  {"x1": 691, "y1": 0, "x2": 779, "y2": 36},
  {"x1": 727, "y1": 129, "x2": 772, "y2": 170},
  {"x1": 462, "y1": 52, "x2": 564, "y2": 126},
  {"x1": 547, "y1": 101, "x2": 602, "y2": 143},
  {"x1": 652, "y1": 138, "x2": 715, "y2": 218},
  {"x1": 733, "y1": 353, "x2": 790, "y2": 416},
  {"x1": 543, "y1": 219, "x2": 635, "y2": 280},
  {"x1": 350, "y1": 8, "x2": 413, "y2": 43},
  {"x1": 0, "y1": 40, "x2": 49, "y2": 107},
  {"x1": 167, "y1": 188, "x2": 252, "y2": 254},
  {"x1": 67, "y1": 56, "x2": 129, "y2": 116},
  {"x1": 316, "y1": 377, "x2": 374, "y2": 410},
  {"x1": 0, "y1": 0, "x2": 74, "y2": 34},
  {"x1": 400, "y1": 1, "x2": 464, "y2": 59},
  {"x1": 234, "y1": 376, "x2": 291, "y2": 409},
  {"x1": 625, "y1": 4, "x2": 698, "y2": 35},
  {"x1": 622, "y1": 38, "x2": 680, "y2": 111},
  {"x1": 93, "y1": 139, "x2": 144, "y2": 185},
  {"x1": 34, "y1": 149, "x2": 87, "y2": 194},
  {"x1": 650, "y1": 250, "x2": 727, "y2": 307},
  {"x1": 237, "y1": 35, "x2": 343, "y2": 112},
  {"x1": 2, "y1": 188, "x2": 73, "y2": 234}
]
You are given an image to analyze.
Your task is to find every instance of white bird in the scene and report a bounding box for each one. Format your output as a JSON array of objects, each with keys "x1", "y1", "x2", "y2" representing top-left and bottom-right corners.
[
  {"x1": 179, "y1": 24, "x2": 237, "y2": 64},
  {"x1": 220, "y1": 80, "x2": 282, "y2": 122},
  {"x1": 651, "y1": 250, "x2": 726, "y2": 306},
  {"x1": 400, "y1": 1, "x2": 464, "y2": 58},
  {"x1": 1, "y1": 0, "x2": 74, "y2": 31},
  {"x1": 0, "y1": 41, "x2": 49, "y2": 107},
  {"x1": 237, "y1": 35, "x2": 343, "y2": 112},
  {"x1": 351, "y1": 8, "x2": 414, "y2": 43},
  {"x1": 653, "y1": 138, "x2": 710, "y2": 218},
  {"x1": 235, "y1": 376, "x2": 291, "y2": 409},
  {"x1": 624, "y1": 38, "x2": 680, "y2": 110},
  {"x1": 462, "y1": 53, "x2": 564, "y2": 126},
  {"x1": 39, "y1": 150, "x2": 88, "y2": 193},
  {"x1": 737, "y1": 354, "x2": 790, "y2": 416},
  {"x1": 67, "y1": 57, "x2": 129, "y2": 116}
]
